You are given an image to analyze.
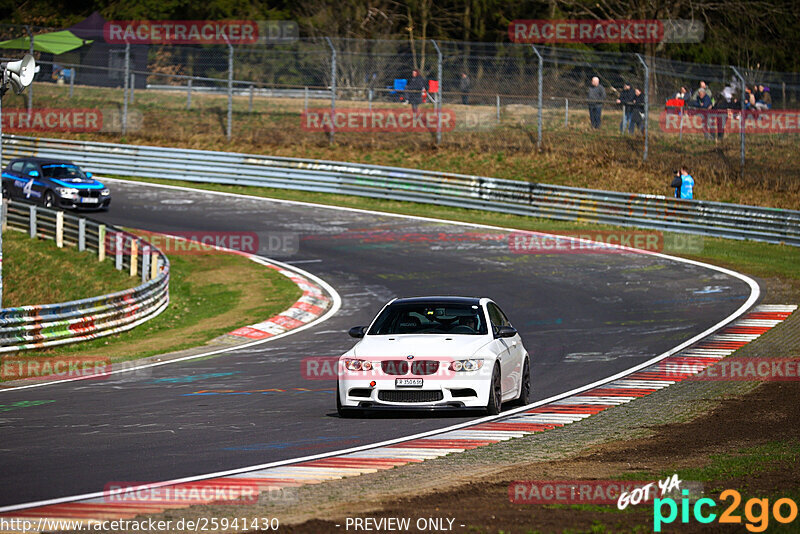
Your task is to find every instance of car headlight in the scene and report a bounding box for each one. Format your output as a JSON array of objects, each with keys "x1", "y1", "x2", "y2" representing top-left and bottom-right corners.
[
  {"x1": 343, "y1": 358, "x2": 372, "y2": 372},
  {"x1": 56, "y1": 187, "x2": 79, "y2": 197},
  {"x1": 100, "y1": 188, "x2": 110, "y2": 196},
  {"x1": 450, "y1": 359, "x2": 484, "y2": 372}
]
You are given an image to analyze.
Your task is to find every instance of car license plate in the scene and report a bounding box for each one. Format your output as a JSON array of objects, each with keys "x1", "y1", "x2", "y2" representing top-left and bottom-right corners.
[
  {"x1": 396, "y1": 378, "x2": 423, "y2": 387},
  {"x1": 80, "y1": 197, "x2": 99, "y2": 203}
]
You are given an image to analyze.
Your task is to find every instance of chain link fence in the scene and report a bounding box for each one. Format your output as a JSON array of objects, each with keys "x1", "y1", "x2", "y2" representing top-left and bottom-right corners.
[{"x1": 1, "y1": 22, "x2": 799, "y2": 181}]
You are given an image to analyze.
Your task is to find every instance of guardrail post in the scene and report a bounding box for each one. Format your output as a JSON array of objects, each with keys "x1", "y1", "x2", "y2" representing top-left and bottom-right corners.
[
  {"x1": 98, "y1": 224, "x2": 106, "y2": 261},
  {"x1": 151, "y1": 251, "x2": 159, "y2": 280},
  {"x1": 55, "y1": 211, "x2": 64, "y2": 248},
  {"x1": 130, "y1": 239, "x2": 138, "y2": 277},
  {"x1": 115, "y1": 232, "x2": 123, "y2": 270},
  {"x1": 69, "y1": 67, "x2": 75, "y2": 98},
  {"x1": 29, "y1": 205, "x2": 36, "y2": 239},
  {"x1": 249, "y1": 84, "x2": 254, "y2": 113},
  {"x1": 78, "y1": 218, "x2": 86, "y2": 251},
  {"x1": 142, "y1": 244, "x2": 151, "y2": 283}
]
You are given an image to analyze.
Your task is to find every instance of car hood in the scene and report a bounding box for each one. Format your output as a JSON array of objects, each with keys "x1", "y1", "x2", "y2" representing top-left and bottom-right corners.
[
  {"x1": 352, "y1": 334, "x2": 492, "y2": 359},
  {"x1": 51, "y1": 178, "x2": 105, "y2": 189}
]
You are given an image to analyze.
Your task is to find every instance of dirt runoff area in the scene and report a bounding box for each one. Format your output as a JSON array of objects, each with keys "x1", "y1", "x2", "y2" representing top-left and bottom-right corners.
[{"x1": 277, "y1": 304, "x2": 800, "y2": 534}]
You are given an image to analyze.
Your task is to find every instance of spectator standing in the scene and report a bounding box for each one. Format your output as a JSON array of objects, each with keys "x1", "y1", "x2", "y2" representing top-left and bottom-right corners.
[
  {"x1": 670, "y1": 166, "x2": 694, "y2": 200},
  {"x1": 674, "y1": 86, "x2": 690, "y2": 104},
  {"x1": 692, "y1": 81, "x2": 712, "y2": 102},
  {"x1": 406, "y1": 69, "x2": 426, "y2": 113},
  {"x1": 689, "y1": 88, "x2": 713, "y2": 139},
  {"x1": 616, "y1": 82, "x2": 634, "y2": 134},
  {"x1": 459, "y1": 72, "x2": 471, "y2": 105},
  {"x1": 628, "y1": 88, "x2": 645, "y2": 134},
  {"x1": 755, "y1": 84, "x2": 772, "y2": 110},
  {"x1": 587, "y1": 76, "x2": 606, "y2": 129}
]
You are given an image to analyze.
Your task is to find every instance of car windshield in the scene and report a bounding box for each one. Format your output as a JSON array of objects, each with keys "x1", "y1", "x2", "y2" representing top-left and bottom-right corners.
[
  {"x1": 41, "y1": 164, "x2": 87, "y2": 180},
  {"x1": 368, "y1": 302, "x2": 487, "y2": 335}
]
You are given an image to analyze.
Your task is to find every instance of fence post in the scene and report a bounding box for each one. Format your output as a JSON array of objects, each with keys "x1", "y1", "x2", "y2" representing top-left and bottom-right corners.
[
  {"x1": 368, "y1": 88, "x2": 373, "y2": 112},
  {"x1": 69, "y1": 67, "x2": 75, "y2": 98},
  {"x1": 531, "y1": 46, "x2": 543, "y2": 149},
  {"x1": 142, "y1": 245, "x2": 150, "y2": 283},
  {"x1": 130, "y1": 72, "x2": 135, "y2": 104},
  {"x1": 115, "y1": 232, "x2": 123, "y2": 270},
  {"x1": 731, "y1": 66, "x2": 746, "y2": 177},
  {"x1": 565, "y1": 98, "x2": 569, "y2": 127},
  {"x1": 26, "y1": 26, "x2": 33, "y2": 113},
  {"x1": 130, "y1": 239, "x2": 138, "y2": 277},
  {"x1": 29, "y1": 205, "x2": 36, "y2": 239},
  {"x1": 636, "y1": 53, "x2": 649, "y2": 161},
  {"x1": 55, "y1": 211, "x2": 64, "y2": 248},
  {"x1": 78, "y1": 218, "x2": 86, "y2": 251},
  {"x1": 187, "y1": 78, "x2": 192, "y2": 109},
  {"x1": 325, "y1": 37, "x2": 336, "y2": 145},
  {"x1": 98, "y1": 225, "x2": 106, "y2": 261},
  {"x1": 150, "y1": 251, "x2": 159, "y2": 280},
  {"x1": 304, "y1": 86, "x2": 309, "y2": 112},
  {"x1": 227, "y1": 40, "x2": 233, "y2": 141},
  {"x1": 249, "y1": 84, "x2": 254, "y2": 113},
  {"x1": 123, "y1": 42, "x2": 130, "y2": 135},
  {"x1": 496, "y1": 95, "x2": 500, "y2": 122},
  {"x1": 431, "y1": 40, "x2": 443, "y2": 145}
]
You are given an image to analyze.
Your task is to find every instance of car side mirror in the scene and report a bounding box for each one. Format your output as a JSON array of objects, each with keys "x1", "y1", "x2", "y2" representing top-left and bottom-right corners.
[
  {"x1": 496, "y1": 325, "x2": 518, "y2": 338},
  {"x1": 348, "y1": 326, "x2": 366, "y2": 338},
  {"x1": 86, "y1": 172, "x2": 92, "y2": 178},
  {"x1": 28, "y1": 170, "x2": 39, "y2": 177}
]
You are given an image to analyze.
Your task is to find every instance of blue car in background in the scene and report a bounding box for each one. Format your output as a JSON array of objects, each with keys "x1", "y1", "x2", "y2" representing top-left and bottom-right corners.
[{"x1": 1, "y1": 157, "x2": 111, "y2": 210}]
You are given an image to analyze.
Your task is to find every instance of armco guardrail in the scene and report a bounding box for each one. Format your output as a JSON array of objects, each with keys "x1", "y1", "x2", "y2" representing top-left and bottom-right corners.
[
  {"x1": 3, "y1": 135, "x2": 799, "y2": 246},
  {"x1": 0, "y1": 199, "x2": 169, "y2": 352}
]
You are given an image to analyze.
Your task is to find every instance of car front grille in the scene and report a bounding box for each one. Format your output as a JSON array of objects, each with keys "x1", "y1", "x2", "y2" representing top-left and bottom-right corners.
[
  {"x1": 381, "y1": 360, "x2": 409, "y2": 375},
  {"x1": 381, "y1": 360, "x2": 440, "y2": 375},
  {"x1": 378, "y1": 390, "x2": 444, "y2": 403},
  {"x1": 78, "y1": 190, "x2": 101, "y2": 198},
  {"x1": 411, "y1": 360, "x2": 439, "y2": 375}
]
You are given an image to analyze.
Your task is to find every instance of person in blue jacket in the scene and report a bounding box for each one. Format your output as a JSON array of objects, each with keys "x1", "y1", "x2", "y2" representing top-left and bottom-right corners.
[{"x1": 670, "y1": 166, "x2": 694, "y2": 199}]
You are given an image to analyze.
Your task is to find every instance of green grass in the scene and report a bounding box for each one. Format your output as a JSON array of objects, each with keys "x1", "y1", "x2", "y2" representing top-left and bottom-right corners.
[
  {"x1": 111, "y1": 175, "x2": 800, "y2": 282},
  {"x1": 2, "y1": 228, "x2": 135, "y2": 307},
  {"x1": 1, "y1": 231, "x2": 302, "y2": 379}
]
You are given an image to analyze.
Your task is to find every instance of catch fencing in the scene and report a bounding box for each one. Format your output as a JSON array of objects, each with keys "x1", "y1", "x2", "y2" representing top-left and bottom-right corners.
[
  {"x1": 3, "y1": 134, "x2": 798, "y2": 247},
  {"x1": 1, "y1": 25, "x2": 799, "y2": 177},
  {"x1": 0, "y1": 199, "x2": 170, "y2": 352}
]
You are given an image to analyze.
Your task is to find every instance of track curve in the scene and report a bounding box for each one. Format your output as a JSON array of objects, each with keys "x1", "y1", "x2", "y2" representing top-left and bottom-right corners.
[{"x1": 0, "y1": 180, "x2": 756, "y2": 507}]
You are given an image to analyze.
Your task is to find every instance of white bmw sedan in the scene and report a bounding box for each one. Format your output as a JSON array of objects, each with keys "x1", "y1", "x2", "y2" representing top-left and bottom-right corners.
[{"x1": 337, "y1": 296, "x2": 531, "y2": 416}]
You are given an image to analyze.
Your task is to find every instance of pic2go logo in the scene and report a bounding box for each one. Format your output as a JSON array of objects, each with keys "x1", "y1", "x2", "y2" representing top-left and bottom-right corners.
[{"x1": 654, "y1": 489, "x2": 798, "y2": 532}]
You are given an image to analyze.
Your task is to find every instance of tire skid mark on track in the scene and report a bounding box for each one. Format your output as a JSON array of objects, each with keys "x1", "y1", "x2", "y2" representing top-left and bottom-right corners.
[{"x1": 1, "y1": 304, "x2": 794, "y2": 530}]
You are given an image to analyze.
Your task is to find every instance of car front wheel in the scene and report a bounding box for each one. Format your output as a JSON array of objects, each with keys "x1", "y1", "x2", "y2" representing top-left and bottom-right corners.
[
  {"x1": 485, "y1": 363, "x2": 502, "y2": 415},
  {"x1": 43, "y1": 191, "x2": 55, "y2": 209}
]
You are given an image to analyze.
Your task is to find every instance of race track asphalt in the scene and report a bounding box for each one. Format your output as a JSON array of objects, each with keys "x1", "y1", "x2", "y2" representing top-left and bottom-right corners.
[{"x1": 0, "y1": 181, "x2": 755, "y2": 507}]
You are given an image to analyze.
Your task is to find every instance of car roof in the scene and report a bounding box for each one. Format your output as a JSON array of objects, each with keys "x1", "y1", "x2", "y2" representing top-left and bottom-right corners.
[
  {"x1": 10, "y1": 157, "x2": 76, "y2": 166},
  {"x1": 390, "y1": 296, "x2": 483, "y2": 306}
]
